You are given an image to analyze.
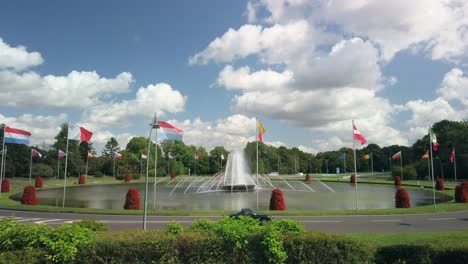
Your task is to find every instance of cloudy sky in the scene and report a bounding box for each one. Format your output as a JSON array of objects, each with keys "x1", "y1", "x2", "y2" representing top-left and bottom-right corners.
[{"x1": 1, "y1": 0, "x2": 467, "y2": 153}]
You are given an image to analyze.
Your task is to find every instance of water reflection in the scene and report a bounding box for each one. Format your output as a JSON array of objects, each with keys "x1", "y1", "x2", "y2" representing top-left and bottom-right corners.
[{"x1": 25, "y1": 182, "x2": 451, "y2": 211}]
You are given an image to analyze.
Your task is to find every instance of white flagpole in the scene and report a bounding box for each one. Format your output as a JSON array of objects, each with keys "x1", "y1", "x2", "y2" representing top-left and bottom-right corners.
[
  {"x1": 113, "y1": 154, "x2": 116, "y2": 179},
  {"x1": 256, "y1": 118, "x2": 259, "y2": 211},
  {"x1": 153, "y1": 114, "x2": 159, "y2": 210},
  {"x1": 0, "y1": 126, "x2": 5, "y2": 185},
  {"x1": 426, "y1": 150, "x2": 431, "y2": 185},
  {"x1": 29, "y1": 149, "x2": 33, "y2": 184},
  {"x1": 344, "y1": 153, "x2": 346, "y2": 176},
  {"x1": 454, "y1": 148, "x2": 457, "y2": 183},
  {"x1": 429, "y1": 128, "x2": 436, "y2": 208},
  {"x1": 352, "y1": 120, "x2": 359, "y2": 211},
  {"x1": 143, "y1": 114, "x2": 156, "y2": 230},
  {"x1": 85, "y1": 154, "x2": 89, "y2": 176},
  {"x1": 57, "y1": 151, "x2": 60, "y2": 180},
  {"x1": 140, "y1": 158, "x2": 143, "y2": 178},
  {"x1": 62, "y1": 123, "x2": 70, "y2": 207},
  {"x1": 371, "y1": 152, "x2": 374, "y2": 176},
  {"x1": 400, "y1": 150, "x2": 403, "y2": 181}
]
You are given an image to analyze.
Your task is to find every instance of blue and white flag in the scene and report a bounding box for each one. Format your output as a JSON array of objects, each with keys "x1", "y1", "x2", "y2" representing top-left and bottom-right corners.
[{"x1": 157, "y1": 121, "x2": 183, "y2": 141}]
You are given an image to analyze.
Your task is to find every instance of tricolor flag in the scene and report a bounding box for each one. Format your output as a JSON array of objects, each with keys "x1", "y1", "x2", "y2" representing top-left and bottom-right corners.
[
  {"x1": 338, "y1": 153, "x2": 346, "y2": 160},
  {"x1": 157, "y1": 121, "x2": 183, "y2": 141},
  {"x1": 421, "y1": 150, "x2": 429, "y2": 159},
  {"x1": 430, "y1": 129, "x2": 439, "y2": 151},
  {"x1": 114, "y1": 152, "x2": 122, "y2": 159},
  {"x1": 257, "y1": 120, "x2": 266, "y2": 142},
  {"x1": 353, "y1": 123, "x2": 367, "y2": 145},
  {"x1": 362, "y1": 154, "x2": 370, "y2": 160},
  {"x1": 141, "y1": 153, "x2": 148, "y2": 160},
  {"x1": 4, "y1": 127, "x2": 31, "y2": 145},
  {"x1": 68, "y1": 123, "x2": 93, "y2": 142},
  {"x1": 58, "y1": 150, "x2": 66, "y2": 158},
  {"x1": 87, "y1": 152, "x2": 93, "y2": 158},
  {"x1": 392, "y1": 151, "x2": 401, "y2": 160},
  {"x1": 31, "y1": 149, "x2": 42, "y2": 158},
  {"x1": 450, "y1": 148, "x2": 455, "y2": 163},
  {"x1": 194, "y1": 154, "x2": 199, "y2": 160}
]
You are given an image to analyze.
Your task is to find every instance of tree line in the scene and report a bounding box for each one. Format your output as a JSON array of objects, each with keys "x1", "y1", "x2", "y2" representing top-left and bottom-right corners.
[{"x1": 1, "y1": 120, "x2": 466, "y2": 180}]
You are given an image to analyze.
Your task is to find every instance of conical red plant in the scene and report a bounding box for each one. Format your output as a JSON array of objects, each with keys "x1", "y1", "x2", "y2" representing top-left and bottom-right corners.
[
  {"x1": 435, "y1": 178, "x2": 445, "y2": 190},
  {"x1": 350, "y1": 175, "x2": 356, "y2": 184},
  {"x1": 269, "y1": 188, "x2": 286, "y2": 210},
  {"x1": 394, "y1": 176, "x2": 402, "y2": 187},
  {"x1": 124, "y1": 174, "x2": 131, "y2": 182},
  {"x1": 21, "y1": 185, "x2": 37, "y2": 205},
  {"x1": 35, "y1": 176, "x2": 43, "y2": 188},
  {"x1": 1, "y1": 179, "x2": 10, "y2": 193},
  {"x1": 305, "y1": 174, "x2": 311, "y2": 183},
  {"x1": 395, "y1": 188, "x2": 411, "y2": 208},
  {"x1": 455, "y1": 182, "x2": 468, "y2": 203},
  {"x1": 79, "y1": 174, "x2": 86, "y2": 184},
  {"x1": 124, "y1": 188, "x2": 141, "y2": 210}
]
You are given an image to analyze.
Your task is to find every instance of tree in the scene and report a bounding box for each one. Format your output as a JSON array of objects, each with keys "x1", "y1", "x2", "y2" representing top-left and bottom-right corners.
[{"x1": 102, "y1": 137, "x2": 120, "y2": 157}]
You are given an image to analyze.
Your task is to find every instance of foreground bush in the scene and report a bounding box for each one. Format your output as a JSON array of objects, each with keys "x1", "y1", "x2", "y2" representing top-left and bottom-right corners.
[
  {"x1": 394, "y1": 176, "x2": 402, "y2": 186},
  {"x1": 35, "y1": 176, "x2": 43, "y2": 188},
  {"x1": 395, "y1": 188, "x2": 411, "y2": 208},
  {"x1": 1, "y1": 178, "x2": 10, "y2": 193},
  {"x1": 78, "y1": 174, "x2": 86, "y2": 184},
  {"x1": 436, "y1": 178, "x2": 445, "y2": 190},
  {"x1": 455, "y1": 182, "x2": 468, "y2": 203},
  {"x1": 123, "y1": 188, "x2": 140, "y2": 210},
  {"x1": 270, "y1": 188, "x2": 286, "y2": 210},
  {"x1": 21, "y1": 185, "x2": 36, "y2": 205}
]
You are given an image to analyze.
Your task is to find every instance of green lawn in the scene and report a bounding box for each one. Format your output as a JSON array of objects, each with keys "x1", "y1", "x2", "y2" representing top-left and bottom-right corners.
[{"x1": 343, "y1": 231, "x2": 468, "y2": 249}]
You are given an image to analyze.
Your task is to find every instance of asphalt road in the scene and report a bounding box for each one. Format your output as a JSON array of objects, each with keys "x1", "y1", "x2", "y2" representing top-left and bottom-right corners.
[{"x1": 2, "y1": 209, "x2": 468, "y2": 233}]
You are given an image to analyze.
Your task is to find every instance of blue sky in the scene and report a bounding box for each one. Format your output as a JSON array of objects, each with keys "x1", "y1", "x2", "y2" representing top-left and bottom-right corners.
[{"x1": 1, "y1": 0, "x2": 467, "y2": 153}]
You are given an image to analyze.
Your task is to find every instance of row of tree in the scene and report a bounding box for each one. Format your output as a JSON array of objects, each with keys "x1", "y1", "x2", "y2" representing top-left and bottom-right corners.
[{"x1": 1, "y1": 120, "x2": 467, "y2": 180}]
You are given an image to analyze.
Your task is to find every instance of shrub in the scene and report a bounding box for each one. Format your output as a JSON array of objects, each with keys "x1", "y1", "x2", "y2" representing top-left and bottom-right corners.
[
  {"x1": 124, "y1": 174, "x2": 131, "y2": 182},
  {"x1": 124, "y1": 188, "x2": 141, "y2": 210},
  {"x1": 21, "y1": 185, "x2": 37, "y2": 205},
  {"x1": 268, "y1": 219, "x2": 306, "y2": 235},
  {"x1": 455, "y1": 182, "x2": 468, "y2": 203},
  {"x1": 32, "y1": 163, "x2": 54, "y2": 178},
  {"x1": 190, "y1": 218, "x2": 217, "y2": 232},
  {"x1": 1, "y1": 179, "x2": 10, "y2": 193},
  {"x1": 131, "y1": 173, "x2": 141, "y2": 180},
  {"x1": 375, "y1": 245, "x2": 433, "y2": 264},
  {"x1": 394, "y1": 176, "x2": 402, "y2": 186},
  {"x1": 0, "y1": 248, "x2": 48, "y2": 264},
  {"x1": 395, "y1": 188, "x2": 411, "y2": 208},
  {"x1": 78, "y1": 174, "x2": 86, "y2": 184},
  {"x1": 305, "y1": 174, "x2": 311, "y2": 183},
  {"x1": 166, "y1": 221, "x2": 184, "y2": 235},
  {"x1": 35, "y1": 176, "x2": 43, "y2": 188},
  {"x1": 402, "y1": 165, "x2": 418, "y2": 180},
  {"x1": 74, "y1": 218, "x2": 108, "y2": 232},
  {"x1": 436, "y1": 178, "x2": 445, "y2": 190},
  {"x1": 270, "y1": 189, "x2": 286, "y2": 210},
  {"x1": 171, "y1": 173, "x2": 176, "y2": 180},
  {"x1": 350, "y1": 175, "x2": 356, "y2": 184}
]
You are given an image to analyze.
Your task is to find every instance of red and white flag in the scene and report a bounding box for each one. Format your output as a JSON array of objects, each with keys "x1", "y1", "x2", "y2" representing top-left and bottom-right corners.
[
  {"x1": 31, "y1": 149, "x2": 42, "y2": 158},
  {"x1": 68, "y1": 123, "x2": 93, "y2": 142},
  {"x1": 450, "y1": 148, "x2": 455, "y2": 163},
  {"x1": 353, "y1": 123, "x2": 367, "y2": 145}
]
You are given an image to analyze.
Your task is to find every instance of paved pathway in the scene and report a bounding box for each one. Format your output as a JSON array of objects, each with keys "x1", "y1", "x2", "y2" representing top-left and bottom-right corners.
[{"x1": 1, "y1": 209, "x2": 468, "y2": 233}]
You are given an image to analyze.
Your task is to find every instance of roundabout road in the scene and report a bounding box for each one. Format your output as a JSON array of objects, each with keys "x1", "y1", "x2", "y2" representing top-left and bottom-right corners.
[{"x1": 1, "y1": 209, "x2": 468, "y2": 233}]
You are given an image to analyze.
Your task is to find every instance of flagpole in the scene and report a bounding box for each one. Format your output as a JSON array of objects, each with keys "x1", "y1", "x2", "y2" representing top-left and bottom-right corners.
[
  {"x1": 0, "y1": 126, "x2": 5, "y2": 185},
  {"x1": 426, "y1": 150, "x2": 431, "y2": 185},
  {"x1": 29, "y1": 149, "x2": 33, "y2": 184},
  {"x1": 63, "y1": 123, "x2": 70, "y2": 208},
  {"x1": 85, "y1": 154, "x2": 89, "y2": 176},
  {"x1": 399, "y1": 151, "x2": 402, "y2": 179},
  {"x1": 454, "y1": 148, "x2": 457, "y2": 183},
  {"x1": 143, "y1": 115, "x2": 156, "y2": 230},
  {"x1": 256, "y1": 118, "x2": 259, "y2": 211},
  {"x1": 153, "y1": 115, "x2": 159, "y2": 210},
  {"x1": 371, "y1": 152, "x2": 374, "y2": 176},
  {"x1": 57, "y1": 152, "x2": 60, "y2": 180},
  {"x1": 429, "y1": 128, "x2": 436, "y2": 208},
  {"x1": 140, "y1": 158, "x2": 143, "y2": 178},
  {"x1": 113, "y1": 154, "x2": 116, "y2": 179},
  {"x1": 352, "y1": 120, "x2": 358, "y2": 211},
  {"x1": 344, "y1": 153, "x2": 346, "y2": 176}
]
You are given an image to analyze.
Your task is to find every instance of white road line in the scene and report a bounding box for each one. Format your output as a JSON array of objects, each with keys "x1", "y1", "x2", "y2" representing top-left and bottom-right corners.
[
  {"x1": 428, "y1": 218, "x2": 457, "y2": 221},
  {"x1": 16, "y1": 218, "x2": 43, "y2": 222},
  {"x1": 318, "y1": 180, "x2": 336, "y2": 192},
  {"x1": 371, "y1": 219, "x2": 401, "y2": 222},
  {"x1": 298, "y1": 182, "x2": 315, "y2": 192},
  {"x1": 34, "y1": 219, "x2": 64, "y2": 224}
]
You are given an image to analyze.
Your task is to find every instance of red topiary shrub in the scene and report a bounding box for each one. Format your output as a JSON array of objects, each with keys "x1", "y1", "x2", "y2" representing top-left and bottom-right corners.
[
  {"x1": 124, "y1": 188, "x2": 141, "y2": 210},
  {"x1": 394, "y1": 176, "x2": 402, "y2": 187},
  {"x1": 124, "y1": 174, "x2": 131, "y2": 182},
  {"x1": 305, "y1": 174, "x2": 311, "y2": 183},
  {"x1": 35, "y1": 176, "x2": 43, "y2": 188},
  {"x1": 78, "y1": 174, "x2": 86, "y2": 184},
  {"x1": 269, "y1": 188, "x2": 286, "y2": 210},
  {"x1": 350, "y1": 175, "x2": 356, "y2": 184},
  {"x1": 21, "y1": 185, "x2": 37, "y2": 205},
  {"x1": 395, "y1": 188, "x2": 411, "y2": 208},
  {"x1": 455, "y1": 182, "x2": 468, "y2": 203},
  {"x1": 435, "y1": 178, "x2": 445, "y2": 190},
  {"x1": 171, "y1": 173, "x2": 176, "y2": 180},
  {"x1": 1, "y1": 179, "x2": 10, "y2": 193}
]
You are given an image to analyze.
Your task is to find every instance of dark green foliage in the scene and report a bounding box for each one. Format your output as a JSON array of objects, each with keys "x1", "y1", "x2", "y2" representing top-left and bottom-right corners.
[
  {"x1": 375, "y1": 245, "x2": 433, "y2": 264},
  {"x1": 32, "y1": 163, "x2": 54, "y2": 178},
  {"x1": 74, "y1": 219, "x2": 108, "y2": 232},
  {"x1": 0, "y1": 248, "x2": 48, "y2": 264}
]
